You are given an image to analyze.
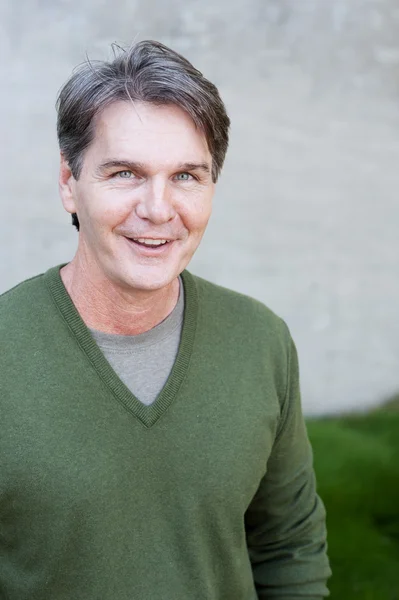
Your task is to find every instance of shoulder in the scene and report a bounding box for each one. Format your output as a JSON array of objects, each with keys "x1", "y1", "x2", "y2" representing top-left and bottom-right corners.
[
  {"x1": 0, "y1": 271, "x2": 46, "y2": 305},
  {"x1": 185, "y1": 270, "x2": 291, "y2": 355},
  {"x1": 185, "y1": 271, "x2": 295, "y2": 409},
  {"x1": 187, "y1": 271, "x2": 288, "y2": 330},
  {"x1": 0, "y1": 269, "x2": 51, "y2": 332}
]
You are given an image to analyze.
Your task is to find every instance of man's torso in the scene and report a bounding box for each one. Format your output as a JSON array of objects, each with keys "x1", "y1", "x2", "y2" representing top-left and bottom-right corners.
[{"x1": 0, "y1": 265, "x2": 288, "y2": 600}]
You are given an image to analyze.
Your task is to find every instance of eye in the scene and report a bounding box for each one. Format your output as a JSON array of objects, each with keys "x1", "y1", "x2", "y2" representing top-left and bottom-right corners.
[
  {"x1": 116, "y1": 170, "x2": 134, "y2": 179},
  {"x1": 175, "y1": 172, "x2": 193, "y2": 181}
]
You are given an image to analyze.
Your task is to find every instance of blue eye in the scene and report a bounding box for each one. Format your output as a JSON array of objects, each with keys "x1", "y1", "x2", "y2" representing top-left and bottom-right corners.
[
  {"x1": 176, "y1": 172, "x2": 192, "y2": 181},
  {"x1": 117, "y1": 171, "x2": 133, "y2": 178}
]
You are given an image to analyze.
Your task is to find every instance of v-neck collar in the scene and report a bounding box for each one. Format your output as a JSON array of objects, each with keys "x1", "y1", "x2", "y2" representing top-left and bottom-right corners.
[{"x1": 44, "y1": 264, "x2": 198, "y2": 428}]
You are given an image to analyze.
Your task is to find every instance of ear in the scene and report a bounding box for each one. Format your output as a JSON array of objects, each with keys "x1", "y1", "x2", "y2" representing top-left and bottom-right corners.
[{"x1": 59, "y1": 153, "x2": 77, "y2": 215}]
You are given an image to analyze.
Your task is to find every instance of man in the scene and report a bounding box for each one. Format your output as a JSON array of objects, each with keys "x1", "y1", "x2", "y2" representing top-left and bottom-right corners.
[{"x1": 0, "y1": 41, "x2": 331, "y2": 599}]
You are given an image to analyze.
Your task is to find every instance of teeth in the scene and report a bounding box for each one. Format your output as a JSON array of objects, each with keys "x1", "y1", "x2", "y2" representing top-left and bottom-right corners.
[{"x1": 133, "y1": 238, "x2": 168, "y2": 246}]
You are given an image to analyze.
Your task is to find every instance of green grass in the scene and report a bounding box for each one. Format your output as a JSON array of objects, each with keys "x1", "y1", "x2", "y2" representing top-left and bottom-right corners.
[{"x1": 307, "y1": 398, "x2": 399, "y2": 600}]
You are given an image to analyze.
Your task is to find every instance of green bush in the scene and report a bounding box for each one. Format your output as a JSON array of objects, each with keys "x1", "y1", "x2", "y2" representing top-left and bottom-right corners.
[{"x1": 307, "y1": 400, "x2": 399, "y2": 599}]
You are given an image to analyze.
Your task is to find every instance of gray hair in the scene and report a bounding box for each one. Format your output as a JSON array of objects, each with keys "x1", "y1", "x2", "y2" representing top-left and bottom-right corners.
[{"x1": 56, "y1": 40, "x2": 230, "y2": 230}]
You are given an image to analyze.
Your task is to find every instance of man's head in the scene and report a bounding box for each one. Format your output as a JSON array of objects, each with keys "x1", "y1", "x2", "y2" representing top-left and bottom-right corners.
[{"x1": 56, "y1": 40, "x2": 230, "y2": 292}]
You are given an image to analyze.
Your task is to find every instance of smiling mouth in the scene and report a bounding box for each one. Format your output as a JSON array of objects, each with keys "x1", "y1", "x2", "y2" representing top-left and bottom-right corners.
[{"x1": 125, "y1": 237, "x2": 174, "y2": 250}]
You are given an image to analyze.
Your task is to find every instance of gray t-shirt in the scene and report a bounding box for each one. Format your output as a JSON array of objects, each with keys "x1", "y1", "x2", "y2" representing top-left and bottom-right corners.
[{"x1": 89, "y1": 277, "x2": 184, "y2": 406}]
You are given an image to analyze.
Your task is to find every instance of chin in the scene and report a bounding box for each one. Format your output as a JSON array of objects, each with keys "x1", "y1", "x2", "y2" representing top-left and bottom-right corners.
[{"x1": 116, "y1": 266, "x2": 180, "y2": 292}]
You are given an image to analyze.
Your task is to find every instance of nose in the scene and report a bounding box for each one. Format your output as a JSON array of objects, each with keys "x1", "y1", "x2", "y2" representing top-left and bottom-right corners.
[{"x1": 135, "y1": 176, "x2": 176, "y2": 224}]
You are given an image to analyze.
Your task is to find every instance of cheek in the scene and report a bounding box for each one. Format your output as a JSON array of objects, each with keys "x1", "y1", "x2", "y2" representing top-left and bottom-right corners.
[
  {"x1": 81, "y1": 188, "x2": 134, "y2": 229},
  {"x1": 181, "y1": 194, "x2": 213, "y2": 233}
]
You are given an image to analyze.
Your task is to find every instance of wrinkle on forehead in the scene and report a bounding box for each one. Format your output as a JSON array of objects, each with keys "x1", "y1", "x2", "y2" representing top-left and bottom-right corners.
[{"x1": 91, "y1": 101, "x2": 210, "y2": 162}]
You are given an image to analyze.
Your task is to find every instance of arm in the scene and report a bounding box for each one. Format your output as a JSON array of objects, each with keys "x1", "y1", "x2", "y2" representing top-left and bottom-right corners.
[{"x1": 245, "y1": 330, "x2": 332, "y2": 598}]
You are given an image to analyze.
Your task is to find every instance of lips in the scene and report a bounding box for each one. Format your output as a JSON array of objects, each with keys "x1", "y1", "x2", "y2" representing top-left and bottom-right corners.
[
  {"x1": 124, "y1": 236, "x2": 174, "y2": 253},
  {"x1": 130, "y1": 237, "x2": 170, "y2": 247}
]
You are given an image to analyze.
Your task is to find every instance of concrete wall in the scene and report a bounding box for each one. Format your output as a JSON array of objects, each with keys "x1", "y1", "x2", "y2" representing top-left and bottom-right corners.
[{"x1": 1, "y1": 0, "x2": 398, "y2": 415}]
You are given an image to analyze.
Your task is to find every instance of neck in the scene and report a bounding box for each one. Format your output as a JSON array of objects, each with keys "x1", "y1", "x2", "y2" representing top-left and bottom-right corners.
[{"x1": 60, "y1": 257, "x2": 180, "y2": 336}]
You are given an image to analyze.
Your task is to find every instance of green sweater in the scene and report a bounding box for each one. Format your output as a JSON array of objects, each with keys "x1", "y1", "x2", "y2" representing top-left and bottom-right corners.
[{"x1": 0, "y1": 265, "x2": 331, "y2": 600}]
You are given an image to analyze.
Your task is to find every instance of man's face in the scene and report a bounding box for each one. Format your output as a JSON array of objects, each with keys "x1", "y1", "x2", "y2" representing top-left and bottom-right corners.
[{"x1": 61, "y1": 101, "x2": 215, "y2": 292}]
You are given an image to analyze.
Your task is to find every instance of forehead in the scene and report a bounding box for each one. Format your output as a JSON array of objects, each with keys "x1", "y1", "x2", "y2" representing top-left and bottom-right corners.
[{"x1": 86, "y1": 101, "x2": 210, "y2": 166}]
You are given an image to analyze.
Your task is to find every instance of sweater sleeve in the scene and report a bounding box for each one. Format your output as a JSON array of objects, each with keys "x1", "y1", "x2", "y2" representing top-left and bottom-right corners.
[{"x1": 244, "y1": 329, "x2": 332, "y2": 598}]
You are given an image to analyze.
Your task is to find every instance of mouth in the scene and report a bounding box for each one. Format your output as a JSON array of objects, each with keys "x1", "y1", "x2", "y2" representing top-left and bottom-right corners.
[{"x1": 124, "y1": 236, "x2": 175, "y2": 254}]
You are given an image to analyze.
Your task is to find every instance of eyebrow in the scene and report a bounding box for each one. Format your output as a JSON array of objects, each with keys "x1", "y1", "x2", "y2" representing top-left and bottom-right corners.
[
  {"x1": 96, "y1": 160, "x2": 144, "y2": 175},
  {"x1": 96, "y1": 160, "x2": 211, "y2": 175},
  {"x1": 178, "y1": 162, "x2": 211, "y2": 174}
]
